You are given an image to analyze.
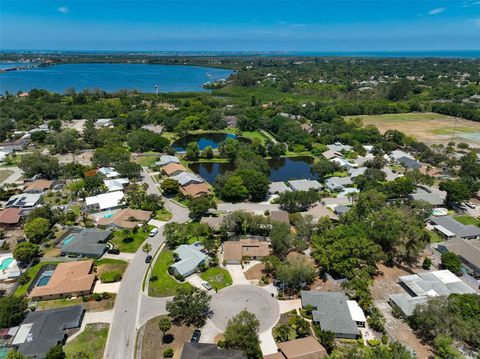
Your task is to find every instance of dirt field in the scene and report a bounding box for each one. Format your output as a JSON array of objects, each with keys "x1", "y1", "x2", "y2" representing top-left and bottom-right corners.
[
  {"x1": 347, "y1": 112, "x2": 480, "y2": 147},
  {"x1": 244, "y1": 263, "x2": 266, "y2": 284},
  {"x1": 140, "y1": 315, "x2": 194, "y2": 359}
]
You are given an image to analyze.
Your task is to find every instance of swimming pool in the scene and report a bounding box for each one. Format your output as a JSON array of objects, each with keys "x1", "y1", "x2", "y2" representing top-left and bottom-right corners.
[
  {"x1": 35, "y1": 270, "x2": 54, "y2": 287},
  {"x1": 60, "y1": 235, "x2": 76, "y2": 247},
  {"x1": 0, "y1": 257, "x2": 14, "y2": 271}
]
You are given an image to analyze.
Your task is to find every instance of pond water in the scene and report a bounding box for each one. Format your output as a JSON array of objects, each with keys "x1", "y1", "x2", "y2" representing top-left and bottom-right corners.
[
  {"x1": 0, "y1": 63, "x2": 233, "y2": 94},
  {"x1": 189, "y1": 156, "x2": 317, "y2": 184},
  {"x1": 172, "y1": 132, "x2": 241, "y2": 151}
]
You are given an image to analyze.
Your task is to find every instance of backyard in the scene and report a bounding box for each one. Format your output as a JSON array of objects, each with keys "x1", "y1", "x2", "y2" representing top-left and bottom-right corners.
[
  {"x1": 453, "y1": 215, "x2": 480, "y2": 226},
  {"x1": 15, "y1": 261, "x2": 57, "y2": 297},
  {"x1": 95, "y1": 258, "x2": 129, "y2": 283},
  {"x1": 148, "y1": 250, "x2": 192, "y2": 297},
  {"x1": 200, "y1": 267, "x2": 232, "y2": 291},
  {"x1": 64, "y1": 323, "x2": 110, "y2": 359},
  {"x1": 110, "y1": 226, "x2": 153, "y2": 253},
  {"x1": 36, "y1": 294, "x2": 116, "y2": 312}
]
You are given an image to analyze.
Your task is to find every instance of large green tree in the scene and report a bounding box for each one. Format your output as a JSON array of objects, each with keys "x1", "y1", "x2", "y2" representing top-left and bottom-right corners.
[
  {"x1": 24, "y1": 217, "x2": 51, "y2": 243},
  {"x1": 223, "y1": 310, "x2": 261, "y2": 358},
  {"x1": 19, "y1": 152, "x2": 60, "y2": 179},
  {"x1": 166, "y1": 287, "x2": 211, "y2": 327},
  {"x1": 0, "y1": 296, "x2": 28, "y2": 328},
  {"x1": 13, "y1": 242, "x2": 40, "y2": 263}
]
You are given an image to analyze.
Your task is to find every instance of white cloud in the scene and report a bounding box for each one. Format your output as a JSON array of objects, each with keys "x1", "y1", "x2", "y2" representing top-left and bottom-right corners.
[
  {"x1": 428, "y1": 7, "x2": 445, "y2": 15},
  {"x1": 58, "y1": 6, "x2": 69, "y2": 14}
]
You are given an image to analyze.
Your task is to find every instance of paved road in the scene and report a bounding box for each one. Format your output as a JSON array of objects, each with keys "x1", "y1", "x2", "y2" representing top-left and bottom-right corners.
[{"x1": 104, "y1": 168, "x2": 189, "y2": 359}]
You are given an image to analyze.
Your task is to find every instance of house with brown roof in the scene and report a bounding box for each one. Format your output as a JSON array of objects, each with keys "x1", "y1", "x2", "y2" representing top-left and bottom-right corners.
[
  {"x1": 97, "y1": 208, "x2": 152, "y2": 229},
  {"x1": 24, "y1": 179, "x2": 55, "y2": 193},
  {"x1": 30, "y1": 260, "x2": 96, "y2": 300},
  {"x1": 162, "y1": 163, "x2": 188, "y2": 177},
  {"x1": 264, "y1": 337, "x2": 327, "y2": 359},
  {"x1": 0, "y1": 208, "x2": 22, "y2": 227},
  {"x1": 180, "y1": 183, "x2": 212, "y2": 198},
  {"x1": 270, "y1": 210, "x2": 290, "y2": 225},
  {"x1": 222, "y1": 239, "x2": 270, "y2": 264}
]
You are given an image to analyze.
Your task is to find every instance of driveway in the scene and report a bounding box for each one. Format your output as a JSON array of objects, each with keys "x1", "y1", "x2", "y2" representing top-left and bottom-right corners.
[
  {"x1": 186, "y1": 273, "x2": 210, "y2": 291},
  {"x1": 225, "y1": 265, "x2": 250, "y2": 285},
  {"x1": 136, "y1": 293, "x2": 171, "y2": 329},
  {"x1": 210, "y1": 285, "x2": 280, "y2": 332},
  {"x1": 0, "y1": 166, "x2": 23, "y2": 185},
  {"x1": 103, "y1": 168, "x2": 189, "y2": 359},
  {"x1": 93, "y1": 282, "x2": 120, "y2": 294}
]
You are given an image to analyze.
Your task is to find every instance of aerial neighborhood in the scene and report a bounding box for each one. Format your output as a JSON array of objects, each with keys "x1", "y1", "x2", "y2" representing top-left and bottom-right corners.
[{"x1": 0, "y1": 54, "x2": 478, "y2": 359}]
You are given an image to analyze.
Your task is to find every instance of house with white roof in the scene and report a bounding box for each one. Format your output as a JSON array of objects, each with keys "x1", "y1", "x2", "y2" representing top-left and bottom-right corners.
[
  {"x1": 98, "y1": 167, "x2": 121, "y2": 179},
  {"x1": 332, "y1": 157, "x2": 357, "y2": 170},
  {"x1": 170, "y1": 243, "x2": 208, "y2": 278},
  {"x1": 389, "y1": 150, "x2": 415, "y2": 163},
  {"x1": 288, "y1": 179, "x2": 323, "y2": 192},
  {"x1": 155, "y1": 155, "x2": 180, "y2": 167},
  {"x1": 322, "y1": 149, "x2": 342, "y2": 160},
  {"x1": 85, "y1": 191, "x2": 125, "y2": 212},
  {"x1": 171, "y1": 172, "x2": 204, "y2": 187},
  {"x1": 327, "y1": 143, "x2": 353, "y2": 153},
  {"x1": 95, "y1": 119, "x2": 113, "y2": 128},
  {"x1": 5, "y1": 193, "x2": 42, "y2": 212},
  {"x1": 338, "y1": 188, "x2": 360, "y2": 198},
  {"x1": 325, "y1": 177, "x2": 353, "y2": 192},
  {"x1": 268, "y1": 181, "x2": 291, "y2": 195},
  {"x1": 348, "y1": 167, "x2": 367, "y2": 179},
  {"x1": 103, "y1": 178, "x2": 129, "y2": 192},
  {"x1": 0, "y1": 254, "x2": 21, "y2": 282}
]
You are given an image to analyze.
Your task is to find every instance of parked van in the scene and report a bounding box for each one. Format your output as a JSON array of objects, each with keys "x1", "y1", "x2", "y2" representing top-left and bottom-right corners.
[{"x1": 149, "y1": 228, "x2": 158, "y2": 237}]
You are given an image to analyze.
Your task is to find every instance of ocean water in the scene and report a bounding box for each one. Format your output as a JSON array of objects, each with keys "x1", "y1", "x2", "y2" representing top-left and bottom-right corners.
[{"x1": 0, "y1": 63, "x2": 233, "y2": 94}]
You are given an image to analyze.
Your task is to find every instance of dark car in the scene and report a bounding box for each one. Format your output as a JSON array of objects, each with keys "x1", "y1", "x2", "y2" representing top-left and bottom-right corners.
[
  {"x1": 145, "y1": 255, "x2": 153, "y2": 263},
  {"x1": 190, "y1": 330, "x2": 201, "y2": 343},
  {"x1": 108, "y1": 248, "x2": 120, "y2": 255}
]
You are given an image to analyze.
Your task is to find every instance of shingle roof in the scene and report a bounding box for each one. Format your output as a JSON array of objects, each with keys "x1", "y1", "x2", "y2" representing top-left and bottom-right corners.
[
  {"x1": 277, "y1": 336, "x2": 328, "y2": 359},
  {"x1": 301, "y1": 291, "x2": 359, "y2": 337},
  {"x1": 223, "y1": 240, "x2": 270, "y2": 262},
  {"x1": 0, "y1": 208, "x2": 22, "y2": 224},
  {"x1": 14, "y1": 306, "x2": 83, "y2": 358},
  {"x1": 172, "y1": 172, "x2": 204, "y2": 186},
  {"x1": 410, "y1": 188, "x2": 444, "y2": 206},
  {"x1": 397, "y1": 156, "x2": 421, "y2": 169},
  {"x1": 288, "y1": 179, "x2": 322, "y2": 192},
  {"x1": 162, "y1": 163, "x2": 188, "y2": 176},
  {"x1": 325, "y1": 177, "x2": 353, "y2": 191},
  {"x1": 171, "y1": 243, "x2": 208, "y2": 277},
  {"x1": 180, "y1": 183, "x2": 211, "y2": 198},
  {"x1": 156, "y1": 155, "x2": 180, "y2": 167},
  {"x1": 97, "y1": 208, "x2": 152, "y2": 229},
  {"x1": 438, "y1": 237, "x2": 480, "y2": 271},
  {"x1": 180, "y1": 343, "x2": 246, "y2": 359},
  {"x1": 430, "y1": 216, "x2": 480, "y2": 238},
  {"x1": 24, "y1": 180, "x2": 54, "y2": 192},
  {"x1": 269, "y1": 181, "x2": 292, "y2": 194},
  {"x1": 270, "y1": 210, "x2": 290, "y2": 224},
  {"x1": 59, "y1": 228, "x2": 110, "y2": 257}
]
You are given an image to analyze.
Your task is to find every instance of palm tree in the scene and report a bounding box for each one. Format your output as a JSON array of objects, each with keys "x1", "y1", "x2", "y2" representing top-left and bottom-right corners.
[
  {"x1": 142, "y1": 243, "x2": 152, "y2": 255},
  {"x1": 158, "y1": 317, "x2": 171, "y2": 345}
]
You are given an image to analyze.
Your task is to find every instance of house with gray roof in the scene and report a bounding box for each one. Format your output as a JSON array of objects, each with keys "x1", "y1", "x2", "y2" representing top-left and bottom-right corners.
[
  {"x1": 430, "y1": 215, "x2": 480, "y2": 239},
  {"x1": 348, "y1": 167, "x2": 367, "y2": 179},
  {"x1": 170, "y1": 243, "x2": 208, "y2": 278},
  {"x1": 269, "y1": 181, "x2": 291, "y2": 195},
  {"x1": 13, "y1": 305, "x2": 84, "y2": 358},
  {"x1": 288, "y1": 179, "x2": 322, "y2": 192},
  {"x1": 58, "y1": 228, "x2": 111, "y2": 258},
  {"x1": 334, "y1": 205, "x2": 350, "y2": 216},
  {"x1": 322, "y1": 149, "x2": 342, "y2": 160},
  {"x1": 301, "y1": 291, "x2": 365, "y2": 339},
  {"x1": 181, "y1": 343, "x2": 245, "y2": 359},
  {"x1": 410, "y1": 188, "x2": 444, "y2": 206},
  {"x1": 331, "y1": 157, "x2": 356, "y2": 170},
  {"x1": 397, "y1": 156, "x2": 421, "y2": 170},
  {"x1": 155, "y1": 155, "x2": 180, "y2": 167},
  {"x1": 436, "y1": 238, "x2": 480, "y2": 277},
  {"x1": 325, "y1": 177, "x2": 353, "y2": 192},
  {"x1": 172, "y1": 172, "x2": 204, "y2": 187},
  {"x1": 389, "y1": 270, "x2": 475, "y2": 316},
  {"x1": 389, "y1": 150, "x2": 414, "y2": 162},
  {"x1": 327, "y1": 143, "x2": 352, "y2": 153}
]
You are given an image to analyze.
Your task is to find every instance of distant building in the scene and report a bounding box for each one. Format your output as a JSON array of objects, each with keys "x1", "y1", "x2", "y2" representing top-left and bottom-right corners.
[
  {"x1": 85, "y1": 191, "x2": 125, "y2": 212},
  {"x1": 13, "y1": 306, "x2": 84, "y2": 358},
  {"x1": 156, "y1": 155, "x2": 180, "y2": 167},
  {"x1": 325, "y1": 177, "x2": 353, "y2": 192},
  {"x1": 389, "y1": 270, "x2": 475, "y2": 316},
  {"x1": 437, "y1": 238, "x2": 480, "y2": 278},
  {"x1": 430, "y1": 215, "x2": 480, "y2": 239},
  {"x1": 397, "y1": 156, "x2": 421, "y2": 170},
  {"x1": 95, "y1": 118, "x2": 113, "y2": 128},
  {"x1": 264, "y1": 337, "x2": 328, "y2": 359},
  {"x1": 322, "y1": 149, "x2": 342, "y2": 160},
  {"x1": 331, "y1": 157, "x2": 356, "y2": 170},
  {"x1": 269, "y1": 181, "x2": 292, "y2": 195},
  {"x1": 170, "y1": 243, "x2": 208, "y2": 278},
  {"x1": 389, "y1": 150, "x2": 414, "y2": 162},
  {"x1": 301, "y1": 291, "x2": 365, "y2": 339},
  {"x1": 180, "y1": 343, "x2": 245, "y2": 359},
  {"x1": 327, "y1": 143, "x2": 352, "y2": 153},
  {"x1": 288, "y1": 179, "x2": 322, "y2": 192}
]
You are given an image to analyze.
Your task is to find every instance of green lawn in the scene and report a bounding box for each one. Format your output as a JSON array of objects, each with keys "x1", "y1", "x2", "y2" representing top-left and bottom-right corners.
[
  {"x1": 345, "y1": 112, "x2": 452, "y2": 122},
  {"x1": 453, "y1": 215, "x2": 480, "y2": 226},
  {"x1": 135, "y1": 155, "x2": 158, "y2": 167},
  {"x1": 240, "y1": 131, "x2": 268, "y2": 145},
  {"x1": 148, "y1": 250, "x2": 192, "y2": 297},
  {"x1": 155, "y1": 208, "x2": 172, "y2": 221},
  {"x1": 64, "y1": 323, "x2": 109, "y2": 359},
  {"x1": 200, "y1": 267, "x2": 232, "y2": 291},
  {"x1": 94, "y1": 258, "x2": 128, "y2": 283},
  {"x1": 15, "y1": 261, "x2": 58, "y2": 297},
  {"x1": 110, "y1": 226, "x2": 153, "y2": 253},
  {"x1": 428, "y1": 230, "x2": 444, "y2": 244}
]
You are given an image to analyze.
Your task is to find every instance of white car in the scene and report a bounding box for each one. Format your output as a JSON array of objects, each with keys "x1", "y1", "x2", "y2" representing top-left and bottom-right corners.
[
  {"x1": 201, "y1": 281, "x2": 212, "y2": 290},
  {"x1": 149, "y1": 228, "x2": 158, "y2": 237}
]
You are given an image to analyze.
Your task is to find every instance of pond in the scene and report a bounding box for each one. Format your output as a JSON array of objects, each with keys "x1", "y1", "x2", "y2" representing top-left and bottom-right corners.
[
  {"x1": 189, "y1": 156, "x2": 317, "y2": 184},
  {"x1": 172, "y1": 132, "x2": 242, "y2": 151}
]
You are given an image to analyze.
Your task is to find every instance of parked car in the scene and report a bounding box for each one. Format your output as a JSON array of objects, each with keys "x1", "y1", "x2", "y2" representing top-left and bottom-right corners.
[
  {"x1": 201, "y1": 281, "x2": 212, "y2": 290},
  {"x1": 108, "y1": 248, "x2": 120, "y2": 255},
  {"x1": 190, "y1": 330, "x2": 201, "y2": 343},
  {"x1": 149, "y1": 228, "x2": 158, "y2": 237},
  {"x1": 145, "y1": 255, "x2": 153, "y2": 263}
]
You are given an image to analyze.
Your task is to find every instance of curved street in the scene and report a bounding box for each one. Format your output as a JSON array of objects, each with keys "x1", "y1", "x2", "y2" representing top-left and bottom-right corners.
[{"x1": 104, "y1": 168, "x2": 189, "y2": 359}]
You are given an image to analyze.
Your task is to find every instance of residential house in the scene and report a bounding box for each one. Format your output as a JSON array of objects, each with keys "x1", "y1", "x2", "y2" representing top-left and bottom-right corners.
[
  {"x1": 97, "y1": 208, "x2": 152, "y2": 229},
  {"x1": 389, "y1": 270, "x2": 475, "y2": 316},
  {"x1": 321, "y1": 197, "x2": 351, "y2": 207},
  {"x1": 301, "y1": 123, "x2": 313, "y2": 134},
  {"x1": 348, "y1": 167, "x2": 367, "y2": 179},
  {"x1": 156, "y1": 155, "x2": 180, "y2": 167},
  {"x1": 269, "y1": 181, "x2": 292, "y2": 195},
  {"x1": 162, "y1": 163, "x2": 188, "y2": 177},
  {"x1": 180, "y1": 343, "x2": 245, "y2": 359},
  {"x1": 85, "y1": 191, "x2": 125, "y2": 211},
  {"x1": 337, "y1": 188, "x2": 360, "y2": 198},
  {"x1": 409, "y1": 188, "x2": 445, "y2": 206},
  {"x1": 436, "y1": 238, "x2": 480, "y2": 278},
  {"x1": 302, "y1": 204, "x2": 339, "y2": 221},
  {"x1": 180, "y1": 183, "x2": 212, "y2": 198},
  {"x1": 382, "y1": 167, "x2": 403, "y2": 182},
  {"x1": 430, "y1": 215, "x2": 480, "y2": 239},
  {"x1": 98, "y1": 167, "x2": 121, "y2": 179},
  {"x1": 30, "y1": 261, "x2": 96, "y2": 300},
  {"x1": 223, "y1": 239, "x2": 270, "y2": 264},
  {"x1": 224, "y1": 115, "x2": 238, "y2": 128},
  {"x1": 334, "y1": 205, "x2": 350, "y2": 216},
  {"x1": 170, "y1": 243, "x2": 208, "y2": 278},
  {"x1": 327, "y1": 143, "x2": 352, "y2": 153},
  {"x1": 0, "y1": 208, "x2": 22, "y2": 227},
  {"x1": 24, "y1": 180, "x2": 55, "y2": 193},
  {"x1": 331, "y1": 157, "x2": 356, "y2": 170},
  {"x1": 0, "y1": 253, "x2": 21, "y2": 282},
  {"x1": 58, "y1": 228, "x2": 111, "y2": 258},
  {"x1": 325, "y1": 177, "x2": 353, "y2": 192},
  {"x1": 172, "y1": 172, "x2": 204, "y2": 187},
  {"x1": 200, "y1": 215, "x2": 225, "y2": 232},
  {"x1": 13, "y1": 306, "x2": 84, "y2": 358},
  {"x1": 5, "y1": 193, "x2": 42, "y2": 212},
  {"x1": 288, "y1": 179, "x2": 322, "y2": 192},
  {"x1": 389, "y1": 150, "x2": 414, "y2": 162},
  {"x1": 397, "y1": 156, "x2": 421, "y2": 170},
  {"x1": 95, "y1": 118, "x2": 113, "y2": 128},
  {"x1": 103, "y1": 178, "x2": 129, "y2": 192},
  {"x1": 264, "y1": 337, "x2": 327, "y2": 359},
  {"x1": 321, "y1": 149, "x2": 342, "y2": 160},
  {"x1": 0, "y1": 137, "x2": 30, "y2": 152},
  {"x1": 270, "y1": 210, "x2": 290, "y2": 225},
  {"x1": 301, "y1": 291, "x2": 366, "y2": 339}
]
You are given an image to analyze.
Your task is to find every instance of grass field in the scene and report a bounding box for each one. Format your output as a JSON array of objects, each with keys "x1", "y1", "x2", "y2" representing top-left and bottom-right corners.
[
  {"x1": 347, "y1": 112, "x2": 480, "y2": 146},
  {"x1": 240, "y1": 131, "x2": 269, "y2": 145},
  {"x1": 95, "y1": 258, "x2": 128, "y2": 283},
  {"x1": 148, "y1": 250, "x2": 192, "y2": 297},
  {"x1": 135, "y1": 155, "x2": 158, "y2": 167},
  {"x1": 453, "y1": 215, "x2": 480, "y2": 226},
  {"x1": 0, "y1": 169, "x2": 13, "y2": 183},
  {"x1": 110, "y1": 226, "x2": 153, "y2": 253},
  {"x1": 64, "y1": 323, "x2": 109, "y2": 359},
  {"x1": 200, "y1": 267, "x2": 232, "y2": 291}
]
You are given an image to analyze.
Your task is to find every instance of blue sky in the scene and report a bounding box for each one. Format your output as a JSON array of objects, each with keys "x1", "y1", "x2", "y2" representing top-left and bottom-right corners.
[{"x1": 1, "y1": 0, "x2": 479, "y2": 51}]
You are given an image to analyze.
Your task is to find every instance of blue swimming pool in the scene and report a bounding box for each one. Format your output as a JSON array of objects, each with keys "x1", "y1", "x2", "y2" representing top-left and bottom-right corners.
[
  {"x1": 35, "y1": 270, "x2": 54, "y2": 287},
  {"x1": 60, "y1": 235, "x2": 76, "y2": 247},
  {"x1": 0, "y1": 257, "x2": 14, "y2": 271}
]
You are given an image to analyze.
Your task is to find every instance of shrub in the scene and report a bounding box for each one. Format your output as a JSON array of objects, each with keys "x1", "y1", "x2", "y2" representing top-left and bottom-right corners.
[
  {"x1": 17, "y1": 273, "x2": 30, "y2": 285},
  {"x1": 368, "y1": 339, "x2": 381, "y2": 347},
  {"x1": 90, "y1": 293, "x2": 102, "y2": 301},
  {"x1": 163, "y1": 348, "x2": 174, "y2": 358},
  {"x1": 422, "y1": 257, "x2": 432, "y2": 270},
  {"x1": 261, "y1": 275, "x2": 269, "y2": 284}
]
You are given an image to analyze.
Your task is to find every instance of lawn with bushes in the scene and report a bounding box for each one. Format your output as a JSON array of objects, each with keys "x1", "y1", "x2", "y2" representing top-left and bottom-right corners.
[
  {"x1": 454, "y1": 215, "x2": 480, "y2": 226},
  {"x1": 14, "y1": 261, "x2": 57, "y2": 297},
  {"x1": 94, "y1": 258, "x2": 128, "y2": 283},
  {"x1": 200, "y1": 267, "x2": 232, "y2": 291},
  {"x1": 64, "y1": 323, "x2": 109, "y2": 359},
  {"x1": 148, "y1": 250, "x2": 192, "y2": 297},
  {"x1": 110, "y1": 226, "x2": 154, "y2": 253}
]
